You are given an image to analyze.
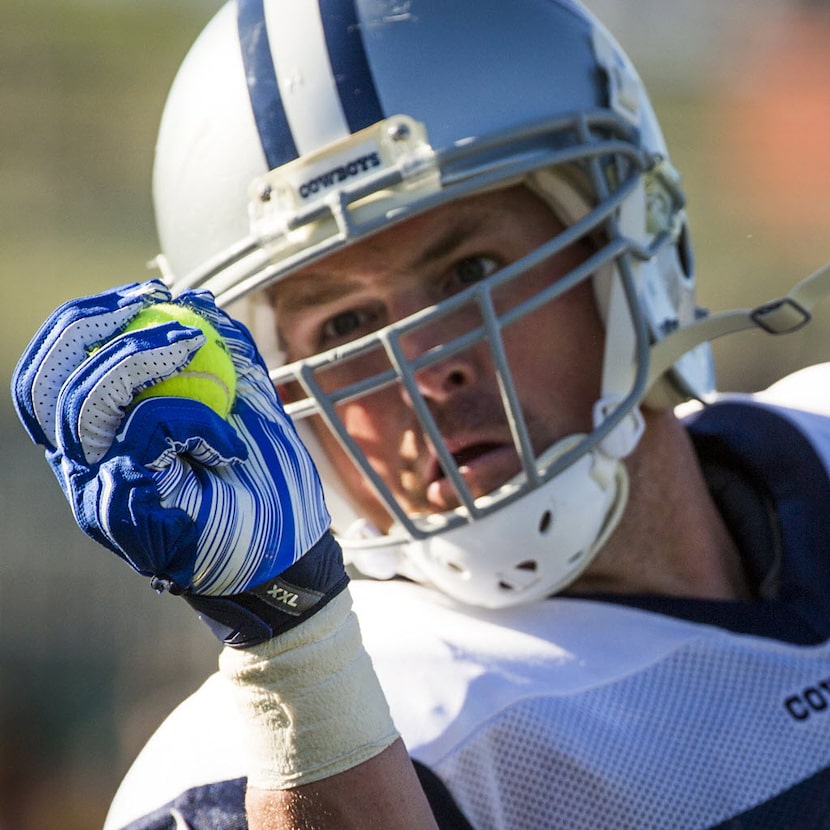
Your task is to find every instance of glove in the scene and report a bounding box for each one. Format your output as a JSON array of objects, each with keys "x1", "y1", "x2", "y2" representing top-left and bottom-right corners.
[{"x1": 12, "y1": 280, "x2": 347, "y2": 647}]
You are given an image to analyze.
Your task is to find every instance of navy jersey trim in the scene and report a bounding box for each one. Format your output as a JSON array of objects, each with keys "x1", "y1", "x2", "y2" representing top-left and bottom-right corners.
[
  {"x1": 584, "y1": 593, "x2": 828, "y2": 646},
  {"x1": 119, "y1": 777, "x2": 247, "y2": 829},
  {"x1": 319, "y1": 0, "x2": 385, "y2": 132},
  {"x1": 413, "y1": 760, "x2": 476, "y2": 829},
  {"x1": 237, "y1": 0, "x2": 299, "y2": 170},
  {"x1": 710, "y1": 765, "x2": 830, "y2": 829}
]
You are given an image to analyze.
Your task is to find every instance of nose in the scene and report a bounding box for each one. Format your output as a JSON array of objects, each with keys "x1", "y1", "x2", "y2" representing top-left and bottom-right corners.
[
  {"x1": 411, "y1": 352, "x2": 479, "y2": 404},
  {"x1": 396, "y1": 309, "x2": 484, "y2": 405}
]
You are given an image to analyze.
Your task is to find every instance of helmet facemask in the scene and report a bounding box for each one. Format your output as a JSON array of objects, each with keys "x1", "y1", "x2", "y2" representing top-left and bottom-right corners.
[{"x1": 179, "y1": 115, "x2": 674, "y2": 607}]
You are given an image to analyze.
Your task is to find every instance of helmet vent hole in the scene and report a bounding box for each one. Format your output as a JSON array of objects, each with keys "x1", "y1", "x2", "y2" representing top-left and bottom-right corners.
[
  {"x1": 538, "y1": 510, "x2": 553, "y2": 534},
  {"x1": 498, "y1": 562, "x2": 538, "y2": 591},
  {"x1": 678, "y1": 223, "x2": 694, "y2": 280}
]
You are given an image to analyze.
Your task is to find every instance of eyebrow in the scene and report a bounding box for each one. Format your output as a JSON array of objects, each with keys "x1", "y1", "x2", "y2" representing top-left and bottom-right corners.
[
  {"x1": 409, "y1": 214, "x2": 483, "y2": 272},
  {"x1": 273, "y1": 211, "x2": 489, "y2": 315},
  {"x1": 273, "y1": 275, "x2": 358, "y2": 315}
]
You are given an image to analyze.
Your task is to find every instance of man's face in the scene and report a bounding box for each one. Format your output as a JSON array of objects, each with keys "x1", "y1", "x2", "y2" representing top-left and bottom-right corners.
[{"x1": 270, "y1": 185, "x2": 605, "y2": 532}]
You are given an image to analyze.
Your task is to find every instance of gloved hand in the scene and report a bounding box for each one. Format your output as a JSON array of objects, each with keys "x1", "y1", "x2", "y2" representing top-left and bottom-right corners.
[{"x1": 12, "y1": 280, "x2": 347, "y2": 646}]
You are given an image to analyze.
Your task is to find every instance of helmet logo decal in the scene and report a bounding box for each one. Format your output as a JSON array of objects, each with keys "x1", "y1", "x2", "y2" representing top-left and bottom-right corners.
[
  {"x1": 249, "y1": 115, "x2": 439, "y2": 252},
  {"x1": 237, "y1": 0, "x2": 384, "y2": 171},
  {"x1": 298, "y1": 150, "x2": 382, "y2": 200}
]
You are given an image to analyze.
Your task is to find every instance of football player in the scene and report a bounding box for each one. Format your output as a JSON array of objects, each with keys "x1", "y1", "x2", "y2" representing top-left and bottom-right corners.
[{"x1": 13, "y1": 1, "x2": 830, "y2": 827}]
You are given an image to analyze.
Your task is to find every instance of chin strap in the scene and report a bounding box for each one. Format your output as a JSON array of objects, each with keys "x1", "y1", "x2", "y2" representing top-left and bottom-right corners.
[{"x1": 646, "y1": 259, "x2": 830, "y2": 403}]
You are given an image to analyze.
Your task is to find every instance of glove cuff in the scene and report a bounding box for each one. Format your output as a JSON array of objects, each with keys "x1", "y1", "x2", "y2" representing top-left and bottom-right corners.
[{"x1": 183, "y1": 531, "x2": 349, "y2": 648}]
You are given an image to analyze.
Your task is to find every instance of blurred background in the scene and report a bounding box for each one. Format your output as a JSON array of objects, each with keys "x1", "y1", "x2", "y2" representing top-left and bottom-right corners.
[{"x1": 1, "y1": 0, "x2": 829, "y2": 827}]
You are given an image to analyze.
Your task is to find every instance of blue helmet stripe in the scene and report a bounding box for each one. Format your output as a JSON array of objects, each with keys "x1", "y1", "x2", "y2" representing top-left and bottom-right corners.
[
  {"x1": 237, "y1": 0, "x2": 299, "y2": 170},
  {"x1": 319, "y1": 0, "x2": 384, "y2": 133}
]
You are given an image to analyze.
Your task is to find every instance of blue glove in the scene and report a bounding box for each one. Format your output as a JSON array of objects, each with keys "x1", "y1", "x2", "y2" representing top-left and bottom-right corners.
[{"x1": 12, "y1": 280, "x2": 347, "y2": 646}]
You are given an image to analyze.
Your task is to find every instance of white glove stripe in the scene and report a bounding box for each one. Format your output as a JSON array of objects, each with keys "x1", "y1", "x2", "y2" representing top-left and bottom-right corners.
[{"x1": 180, "y1": 412, "x2": 331, "y2": 595}]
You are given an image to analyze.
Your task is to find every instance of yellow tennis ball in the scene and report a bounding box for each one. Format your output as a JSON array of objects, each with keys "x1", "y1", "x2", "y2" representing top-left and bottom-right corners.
[{"x1": 123, "y1": 303, "x2": 237, "y2": 418}]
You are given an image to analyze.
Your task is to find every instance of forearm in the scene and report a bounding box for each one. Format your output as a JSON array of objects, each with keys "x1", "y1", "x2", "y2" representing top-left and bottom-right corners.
[{"x1": 246, "y1": 739, "x2": 438, "y2": 830}]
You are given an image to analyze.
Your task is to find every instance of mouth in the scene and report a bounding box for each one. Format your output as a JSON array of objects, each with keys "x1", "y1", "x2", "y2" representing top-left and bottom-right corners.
[{"x1": 425, "y1": 441, "x2": 523, "y2": 512}]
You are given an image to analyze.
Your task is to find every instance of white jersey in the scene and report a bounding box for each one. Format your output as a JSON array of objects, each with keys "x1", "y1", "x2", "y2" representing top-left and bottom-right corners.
[
  {"x1": 360, "y1": 583, "x2": 830, "y2": 828},
  {"x1": 106, "y1": 385, "x2": 830, "y2": 830}
]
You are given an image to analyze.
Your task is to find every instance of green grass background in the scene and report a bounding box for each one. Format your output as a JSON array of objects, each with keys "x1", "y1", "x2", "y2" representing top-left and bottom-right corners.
[{"x1": 1, "y1": 1, "x2": 828, "y2": 827}]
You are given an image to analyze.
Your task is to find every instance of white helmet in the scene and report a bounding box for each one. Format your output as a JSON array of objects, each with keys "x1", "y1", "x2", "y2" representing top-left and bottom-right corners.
[{"x1": 152, "y1": 0, "x2": 715, "y2": 608}]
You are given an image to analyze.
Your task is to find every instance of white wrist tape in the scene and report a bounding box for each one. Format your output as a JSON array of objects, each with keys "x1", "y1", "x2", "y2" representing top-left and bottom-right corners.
[{"x1": 219, "y1": 588, "x2": 399, "y2": 789}]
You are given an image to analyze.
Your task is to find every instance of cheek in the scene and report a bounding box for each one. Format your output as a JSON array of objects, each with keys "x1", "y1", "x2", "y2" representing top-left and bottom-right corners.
[
  {"x1": 304, "y1": 406, "x2": 400, "y2": 532},
  {"x1": 338, "y1": 394, "x2": 405, "y2": 456},
  {"x1": 278, "y1": 349, "x2": 411, "y2": 466},
  {"x1": 503, "y1": 282, "x2": 605, "y2": 426},
  {"x1": 318, "y1": 392, "x2": 416, "y2": 496}
]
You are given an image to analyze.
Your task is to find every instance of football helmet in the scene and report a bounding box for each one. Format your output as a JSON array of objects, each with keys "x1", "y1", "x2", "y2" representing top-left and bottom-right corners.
[{"x1": 151, "y1": 0, "x2": 715, "y2": 608}]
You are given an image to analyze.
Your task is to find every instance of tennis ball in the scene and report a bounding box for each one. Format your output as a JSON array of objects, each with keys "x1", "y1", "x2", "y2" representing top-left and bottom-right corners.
[{"x1": 123, "y1": 303, "x2": 237, "y2": 418}]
